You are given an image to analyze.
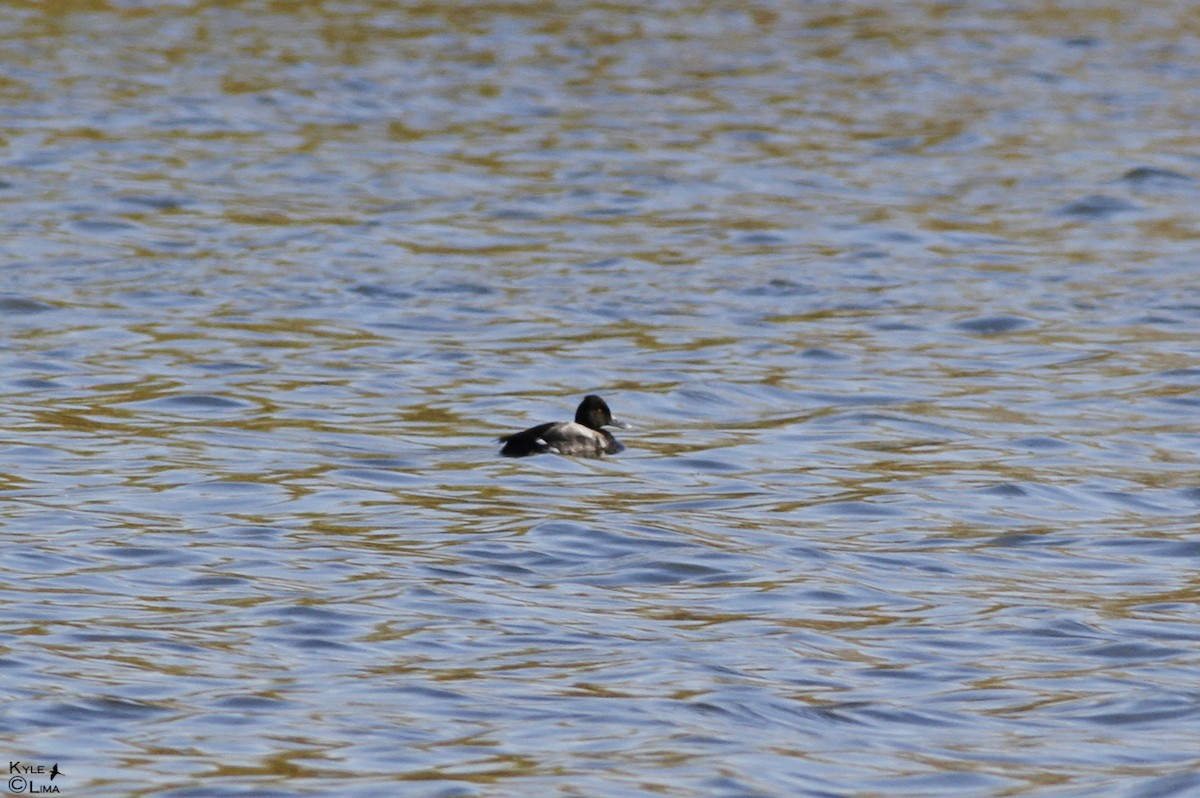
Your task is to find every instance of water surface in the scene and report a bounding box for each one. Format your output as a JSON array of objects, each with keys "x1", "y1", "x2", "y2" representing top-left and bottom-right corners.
[{"x1": 2, "y1": 2, "x2": 1199, "y2": 796}]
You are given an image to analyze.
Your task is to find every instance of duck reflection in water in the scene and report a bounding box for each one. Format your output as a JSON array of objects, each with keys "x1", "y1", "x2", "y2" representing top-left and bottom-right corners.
[{"x1": 499, "y1": 395, "x2": 630, "y2": 457}]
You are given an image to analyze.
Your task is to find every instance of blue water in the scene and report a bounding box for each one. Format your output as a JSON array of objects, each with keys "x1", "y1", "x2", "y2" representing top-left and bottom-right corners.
[{"x1": 2, "y1": 2, "x2": 1199, "y2": 796}]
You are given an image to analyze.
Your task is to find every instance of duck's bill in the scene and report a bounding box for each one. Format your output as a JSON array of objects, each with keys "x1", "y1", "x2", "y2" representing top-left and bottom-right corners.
[{"x1": 609, "y1": 419, "x2": 632, "y2": 430}]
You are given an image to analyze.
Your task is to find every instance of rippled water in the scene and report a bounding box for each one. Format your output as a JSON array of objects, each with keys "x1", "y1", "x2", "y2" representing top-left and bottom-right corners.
[{"x1": 3, "y1": 2, "x2": 1200, "y2": 796}]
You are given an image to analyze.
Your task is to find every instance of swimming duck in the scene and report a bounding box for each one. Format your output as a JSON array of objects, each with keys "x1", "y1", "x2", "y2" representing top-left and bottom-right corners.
[{"x1": 499, "y1": 395, "x2": 629, "y2": 457}]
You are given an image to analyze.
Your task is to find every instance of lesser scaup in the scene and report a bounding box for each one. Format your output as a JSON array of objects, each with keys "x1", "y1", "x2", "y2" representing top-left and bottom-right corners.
[{"x1": 499, "y1": 395, "x2": 630, "y2": 457}]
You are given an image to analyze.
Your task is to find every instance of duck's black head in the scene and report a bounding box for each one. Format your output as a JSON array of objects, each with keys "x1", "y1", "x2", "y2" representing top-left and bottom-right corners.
[{"x1": 575, "y1": 395, "x2": 628, "y2": 431}]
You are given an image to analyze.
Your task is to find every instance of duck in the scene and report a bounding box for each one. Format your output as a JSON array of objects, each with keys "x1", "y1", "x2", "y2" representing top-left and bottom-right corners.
[{"x1": 499, "y1": 395, "x2": 630, "y2": 457}]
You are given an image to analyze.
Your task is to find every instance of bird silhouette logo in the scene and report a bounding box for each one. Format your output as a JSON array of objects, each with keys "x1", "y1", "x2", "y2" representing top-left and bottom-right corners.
[{"x1": 49, "y1": 764, "x2": 60, "y2": 781}]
